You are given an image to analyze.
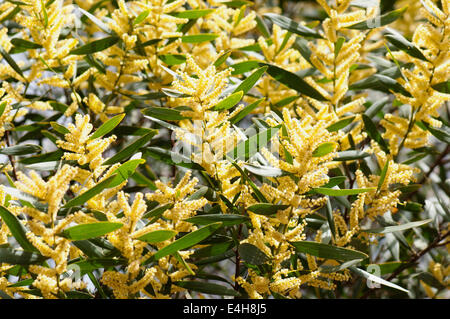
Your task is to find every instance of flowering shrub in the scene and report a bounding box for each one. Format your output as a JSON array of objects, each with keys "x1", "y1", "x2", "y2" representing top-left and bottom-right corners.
[{"x1": 0, "y1": 0, "x2": 449, "y2": 299}]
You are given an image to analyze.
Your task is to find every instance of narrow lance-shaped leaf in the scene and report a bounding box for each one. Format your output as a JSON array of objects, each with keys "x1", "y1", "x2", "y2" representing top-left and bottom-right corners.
[
  {"x1": 247, "y1": 203, "x2": 289, "y2": 216},
  {"x1": 233, "y1": 66, "x2": 267, "y2": 95},
  {"x1": 263, "y1": 13, "x2": 322, "y2": 38},
  {"x1": 142, "y1": 106, "x2": 189, "y2": 121},
  {"x1": 108, "y1": 159, "x2": 146, "y2": 188},
  {"x1": 136, "y1": 230, "x2": 177, "y2": 243},
  {"x1": 89, "y1": 113, "x2": 125, "y2": 140},
  {"x1": 312, "y1": 142, "x2": 336, "y2": 157},
  {"x1": 185, "y1": 214, "x2": 249, "y2": 226},
  {"x1": 0, "y1": 206, "x2": 37, "y2": 252},
  {"x1": 62, "y1": 222, "x2": 123, "y2": 240},
  {"x1": 212, "y1": 91, "x2": 243, "y2": 111},
  {"x1": 260, "y1": 63, "x2": 327, "y2": 101},
  {"x1": 362, "y1": 114, "x2": 390, "y2": 154},
  {"x1": 70, "y1": 36, "x2": 119, "y2": 55},
  {"x1": 312, "y1": 187, "x2": 375, "y2": 196},
  {"x1": 0, "y1": 144, "x2": 42, "y2": 156},
  {"x1": 348, "y1": 7, "x2": 407, "y2": 30},
  {"x1": 238, "y1": 243, "x2": 270, "y2": 265},
  {"x1": 290, "y1": 241, "x2": 368, "y2": 261},
  {"x1": 0, "y1": 248, "x2": 45, "y2": 265},
  {"x1": 229, "y1": 125, "x2": 280, "y2": 161},
  {"x1": 361, "y1": 219, "x2": 432, "y2": 234},
  {"x1": 63, "y1": 174, "x2": 117, "y2": 208},
  {"x1": 148, "y1": 222, "x2": 223, "y2": 262},
  {"x1": 385, "y1": 29, "x2": 428, "y2": 61},
  {"x1": 103, "y1": 131, "x2": 156, "y2": 165}
]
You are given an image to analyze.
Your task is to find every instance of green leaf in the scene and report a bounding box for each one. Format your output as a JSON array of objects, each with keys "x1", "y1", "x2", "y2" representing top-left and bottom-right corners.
[
  {"x1": 186, "y1": 214, "x2": 249, "y2": 226},
  {"x1": 361, "y1": 219, "x2": 432, "y2": 234},
  {"x1": 230, "y1": 98, "x2": 264, "y2": 124},
  {"x1": 229, "y1": 125, "x2": 280, "y2": 161},
  {"x1": 333, "y1": 150, "x2": 370, "y2": 161},
  {"x1": 414, "y1": 272, "x2": 446, "y2": 290},
  {"x1": 312, "y1": 187, "x2": 375, "y2": 196},
  {"x1": 149, "y1": 222, "x2": 223, "y2": 262},
  {"x1": 11, "y1": 38, "x2": 42, "y2": 49},
  {"x1": 103, "y1": 131, "x2": 156, "y2": 165},
  {"x1": 63, "y1": 222, "x2": 123, "y2": 240},
  {"x1": 326, "y1": 116, "x2": 356, "y2": 132},
  {"x1": 159, "y1": 54, "x2": 186, "y2": 66},
  {"x1": 213, "y1": 50, "x2": 231, "y2": 68},
  {"x1": 0, "y1": 206, "x2": 37, "y2": 252},
  {"x1": 136, "y1": 230, "x2": 177, "y2": 243},
  {"x1": 233, "y1": 66, "x2": 267, "y2": 95},
  {"x1": 263, "y1": 13, "x2": 321, "y2": 38},
  {"x1": 50, "y1": 121, "x2": 70, "y2": 135},
  {"x1": 230, "y1": 160, "x2": 268, "y2": 203},
  {"x1": 321, "y1": 176, "x2": 346, "y2": 188},
  {"x1": 71, "y1": 258, "x2": 127, "y2": 274},
  {"x1": 89, "y1": 113, "x2": 125, "y2": 140},
  {"x1": 143, "y1": 203, "x2": 173, "y2": 220},
  {"x1": 349, "y1": 266, "x2": 409, "y2": 293},
  {"x1": 421, "y1": 121, "x2": 450, "y2": 144},
  {"x1": 108, "y1": 159, "x2": 145, "y2": 188},
  {"x1": 173, "y1": 281, "x2": 239, "y2": 296},
  {"x1": 142, "y1": 106, "x2": 188, "y2": 121},
  {"x1": 334, "y1": 37, "x2": 345, "y2": 56},
  {"x1": 247, "y1": 203, "x2": 289, "y2": 216},
  {"x1": 181, "y1": 34, "x2": 219, "y2": 43},
  {"x1": 146, "y1": 147, "x2": 204, "y2": 170},
  {"x1": 170, "y1": 9, "x2": 214, "y2": 19},
  {"x1": 260, "y1": 63, "x2": 327, "y2": 101},
  {"x1": 362, "y1": 114, "x2": 390, "y2": 154},
  {"x1": 377, "y1": 161, "x2": 389, "y2": 191},
  {"x1": 231, "y1": 60, "x2": 260, "y2": 75},
  {"x1": 63, "y1": 174, "x2": 117, "y2": 208},
  {"x1": 0, "y1": 45, "x2": 24, "y2": 79},
  {"x1": 0, "y1": 248, "x2": 45, "y2": 265},
  {"x1": 325, "y1": 196, "x2": 336, "y2": 240},
  {"x1": 290, "y1": 241, "x2": 368, "y2": 261},
  {"x1": 133, "y1": 10, "x2": 149, "y2": 25},
  {"x1": 0, "y1": 102, "x2": 7, "y2": 117},
  {"x1": 70, "y1": 36, "x2": 119, "y2": 55},
  {"x1": 0, "y1": 144, "x2": 41, "y2": 156},
  {"x1": 238, "y1": 243, "x2": 270, "y2": 265},
  {"x1": 312, "y1": 142, "x2": 336, "y2": 157},
  {"x1": 212, "y1": 91, "x2": 243, "y2": 111},
  {"x1": 348, "y1": 7, "x2": 407, "y2": 30},
  {"x1": 385, "y1": 30, "x2": 428, "y2": 61}
]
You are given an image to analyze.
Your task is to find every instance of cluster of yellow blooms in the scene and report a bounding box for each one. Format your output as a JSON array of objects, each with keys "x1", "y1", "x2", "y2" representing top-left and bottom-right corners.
[{"x1": 0, "y1": 0, "x2": 448, "y2": 299}]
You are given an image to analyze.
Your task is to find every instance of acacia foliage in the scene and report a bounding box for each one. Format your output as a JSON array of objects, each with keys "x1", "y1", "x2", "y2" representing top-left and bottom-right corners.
[{"x1": 0, "y1": 0, "x2": 448, "y2": 299}]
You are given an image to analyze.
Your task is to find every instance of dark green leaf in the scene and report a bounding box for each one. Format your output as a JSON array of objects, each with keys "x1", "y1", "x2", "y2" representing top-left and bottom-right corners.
[
  {"x1": 312, "y1": 187, "x2": 375, "y2": 196},
  {"x1": 238, "y1": 243, "x2": 270, "y2": 265},
  {"x1": 11, "y1": 38, "x2": 42, "y2": 49},
  {"x1": 181, "y1": 34, "x2": 219, "y2": 43},
  {"x1": 247, "y1": 203, "x2": 289, "y2": 216},
  {"x1": 326, "y1": 116, "x2": 355, "y2": 132},
  {"x1": 63, "y1": 174, "x2": 117, "y2": 208},
  {"x1": 290, "y1": 241, "x2": 368, "y2": 261},
  {"x1": 0, "y1": 248, "x2": 45, "y2": 265},
  {"x1": 0, "y1": 144, "x2": 41, "y2": 156},
  {"x1": 362, "y1": 114, "x2": 390, "y2": 154},
  {"x1": 0, "y1": 206, "x2": 37, "y2": 252},
  {"x1": 70, "y1": 36, "x2": 119, "y2": 55},
  {"x1": 230, "y1": 98, "x2": 264, "y2": 124},
  {"x1": 108, "y1": 159, "x2": 145, "y2": 188},
  {"x1": 263, "y1": 13, "x2": 321, "y2": 38},
  {"x1": 146, "y1": 147, "x2": 205, "y2": 170},
  {"x1": 142, "y1": 106, "x2": 189, "y2": 121},
  {"x1": 103, "y1": 131, "x2": 156, "y2": 165},
  {"x1": 149, "y1": 222, "x2": 223, "y2": 262},
  {"x1": 385, "y1": 30, "x2": 428, "y2": 61},
  {"x1": 229, "y1": 125, "x2": 280, "y2": 160},
  {"x1": 348, "y1": 7, "x2": 407, "y2": 30},
  {"x1": 261, "y1": 63, "x2": 327, "y2": 101}
]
